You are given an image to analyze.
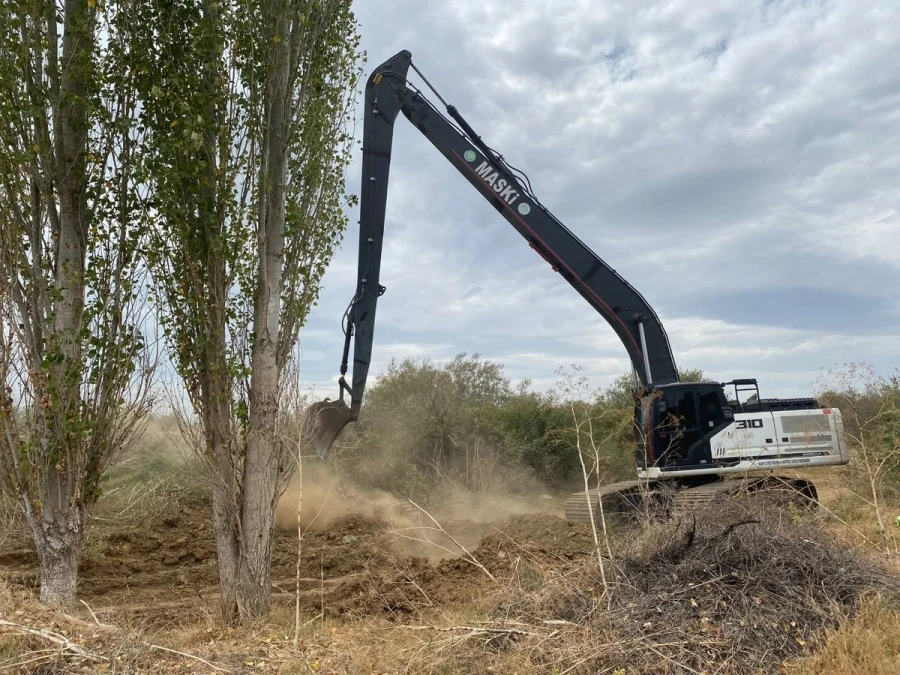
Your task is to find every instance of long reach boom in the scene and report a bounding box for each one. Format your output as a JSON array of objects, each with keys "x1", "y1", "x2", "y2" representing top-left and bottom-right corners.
[{"x1": 306, "y1": 50, "x2": 678, "y2": 457}]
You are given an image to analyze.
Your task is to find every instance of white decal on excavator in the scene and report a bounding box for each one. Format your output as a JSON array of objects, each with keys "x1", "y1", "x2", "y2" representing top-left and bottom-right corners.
[{"x1": 474, "y1": 161, "x2": 519, "y2": 205}]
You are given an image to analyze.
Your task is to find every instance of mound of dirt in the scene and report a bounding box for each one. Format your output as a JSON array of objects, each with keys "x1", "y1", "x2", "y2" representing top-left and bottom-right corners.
[
  {"x1": 482, "y1": 513, "x2": 596, "y2": 559},
  {"x1": 0, "y1": 504, "x2": 416, "y2": 627},
  {"x1": 322, "y1": 513, "x2": 598, "y2": 619},
  {"x1": 2, "y1": 498, "x2": 594, "y2": 628}
]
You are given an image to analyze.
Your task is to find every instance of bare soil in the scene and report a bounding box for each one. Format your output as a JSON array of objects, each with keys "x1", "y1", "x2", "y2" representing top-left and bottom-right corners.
[{"x1": 0, "y1": 501, "x2": 595, "y2": 630}]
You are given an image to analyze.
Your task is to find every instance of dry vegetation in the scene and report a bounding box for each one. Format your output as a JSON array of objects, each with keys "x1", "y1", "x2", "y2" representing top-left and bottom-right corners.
[
  {"x1": 1, "y1": 436, "x2": 899, "y2": 673},
  {"x1": 1, "y1": 361, "x2": 899, "y2": 673},
  {"x1": 790, "y1": 596, "x2": 900, "y2": 675}
]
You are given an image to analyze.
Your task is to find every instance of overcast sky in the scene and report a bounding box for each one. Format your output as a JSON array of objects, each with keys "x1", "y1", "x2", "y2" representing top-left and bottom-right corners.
[{"x1": 300, "y1": 0, "x2": 900, "y2": 399}]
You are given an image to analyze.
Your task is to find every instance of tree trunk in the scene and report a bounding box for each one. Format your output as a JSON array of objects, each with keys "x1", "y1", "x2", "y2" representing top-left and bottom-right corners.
[
  {"x1": 30, "y1": 518, "x2": 82, "y2": 607},
  {"x1": 24, "y1": 0, "x2": 93, "y2": 608},
  {"x1": 208, "y1": 415, "x2": 241, "y2": 621},
  {"x1": 201, "y1": 347, "x2": 243, "y2": 620},
  {"x1": 192, "y1": 0, "x2": 248, "y2": 622},
  {"x1": 237, "y1": 0, "x2": 292, "y2": 620},
  {"x1": 25, "y1": 463, "x2": 85, "y2": 607},
  {"x1": 238, "y1": 398, "x2": 279, "y2": 619}
]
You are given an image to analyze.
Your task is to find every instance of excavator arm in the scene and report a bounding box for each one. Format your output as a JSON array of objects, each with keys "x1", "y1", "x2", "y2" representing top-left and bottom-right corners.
[{"x1": 307, "y1": 50, "x2": 678, "y2": 458}]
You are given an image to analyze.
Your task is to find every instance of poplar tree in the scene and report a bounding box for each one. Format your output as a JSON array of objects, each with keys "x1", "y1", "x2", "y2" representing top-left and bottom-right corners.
[
  {"x1": 131, "y1": 0, "x2": 360, "y2": 620},
  {"x1": 0, "y1": 0, "x2": 152, "y2": 606}
]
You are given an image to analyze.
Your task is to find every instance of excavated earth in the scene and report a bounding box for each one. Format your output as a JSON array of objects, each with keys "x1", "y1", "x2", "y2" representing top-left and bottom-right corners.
[{"x1": 0, "y1": 503, "x2": 597, "y2": 628}]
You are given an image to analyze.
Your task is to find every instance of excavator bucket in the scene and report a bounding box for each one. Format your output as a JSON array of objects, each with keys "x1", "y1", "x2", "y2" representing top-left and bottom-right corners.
[{"x1": 304, "y1": 399, "x2": 353, "y2": 459}]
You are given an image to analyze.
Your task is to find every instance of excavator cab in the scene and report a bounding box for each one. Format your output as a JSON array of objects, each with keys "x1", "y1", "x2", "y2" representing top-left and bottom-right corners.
[{"x1": 634, "y1": 383, "x2": 734, "y2": 471}]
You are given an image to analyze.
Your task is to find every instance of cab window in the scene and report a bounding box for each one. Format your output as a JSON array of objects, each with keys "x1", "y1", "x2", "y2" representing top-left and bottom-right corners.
[{"x1": 699, "y1": 390, "x2": 724, "y2": 429}]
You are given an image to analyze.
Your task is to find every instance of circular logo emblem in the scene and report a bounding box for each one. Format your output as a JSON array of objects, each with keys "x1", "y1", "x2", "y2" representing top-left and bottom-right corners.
[
  {"x1": 517, "y1": 202, "x2": 531, "y2": 215},
  {"x1": 463, "y1": 150, "x2": 477, "y2": 162}
]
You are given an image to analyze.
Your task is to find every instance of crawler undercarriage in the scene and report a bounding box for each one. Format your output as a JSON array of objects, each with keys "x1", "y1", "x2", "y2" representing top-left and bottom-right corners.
[{"x1": 564, "y1": 475, "x2": 818, "y2": 523}]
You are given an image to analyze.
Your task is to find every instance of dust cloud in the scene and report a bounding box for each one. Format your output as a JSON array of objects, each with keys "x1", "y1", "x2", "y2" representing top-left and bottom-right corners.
[{"x1": 275, "y1": 461, "x2": 561, "y2": 561}]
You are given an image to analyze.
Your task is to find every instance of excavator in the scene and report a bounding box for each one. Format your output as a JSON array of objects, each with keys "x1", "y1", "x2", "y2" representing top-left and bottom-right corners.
[{"x1": 305, "y1": 50, "x2": 849, "y2": 521}]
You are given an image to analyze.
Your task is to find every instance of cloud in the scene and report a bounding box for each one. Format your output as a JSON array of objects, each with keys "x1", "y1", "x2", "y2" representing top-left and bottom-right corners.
[
  {"x1": 300, "y1": 0, "x2": 900, "y2": 400},
  {"x1": 693, "y1": 287, "x2": 899, "y2": 333}
]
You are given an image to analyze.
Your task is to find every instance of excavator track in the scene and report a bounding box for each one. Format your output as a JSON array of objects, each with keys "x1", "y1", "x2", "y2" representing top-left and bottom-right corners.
[
  {"x1": 565, "y1": 475, "x2": 818, "y2": 523},
  {"x1": 670, "y1": 480, "x2": 738, "y2": 514},
  {"x1": 564, "y1": 480, "x2": 661, "y2": 523},
  {"x1": 673, "y1": 476, "x2": 818, "y2": 516}
]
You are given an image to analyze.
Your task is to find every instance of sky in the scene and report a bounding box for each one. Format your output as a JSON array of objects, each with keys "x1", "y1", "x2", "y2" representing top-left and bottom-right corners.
[{"x1": 299, "y1": 0, "x2": 900, "y2": 400}]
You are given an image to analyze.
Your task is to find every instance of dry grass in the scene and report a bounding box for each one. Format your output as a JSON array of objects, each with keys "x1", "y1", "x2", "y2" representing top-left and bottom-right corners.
[
  {"x1": 93, "y1": 415, "x2": 208, "y2": 526},
  {"x1": 0, "y1": 577, "x2": 443, "y2": 675},
  {"x1": 0, "y1": 491, "x2": 21, "y2": 551},
  {"x1": 0, "y1": 581, "x2": 145, "y2": 673},
  {"x1": 810, "y1": 465, "x2": 900, "y2": 557},
  {"x1": 790, "y1": 595, "x2": 900, "y2": 675}
]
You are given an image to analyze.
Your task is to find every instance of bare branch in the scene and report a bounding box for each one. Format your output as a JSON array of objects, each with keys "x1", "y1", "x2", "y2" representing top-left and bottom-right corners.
[{"x1": 0, "y1": 620, "x2": 107, "y2": 663}]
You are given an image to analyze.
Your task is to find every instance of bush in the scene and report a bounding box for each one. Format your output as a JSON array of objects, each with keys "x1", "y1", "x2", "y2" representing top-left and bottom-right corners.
[
  {"x1": 816, "y1": 364, "x2": 900, "y2": 556},
  {"x1": 335, "y1": 354, "x2": 519, "y2": 494},
  {"x1": 330, "y1": 356, "x2": 708, "y2": 494},
  {"x1": 495, "y1": 502, "x2": 898, "y2": 674}
]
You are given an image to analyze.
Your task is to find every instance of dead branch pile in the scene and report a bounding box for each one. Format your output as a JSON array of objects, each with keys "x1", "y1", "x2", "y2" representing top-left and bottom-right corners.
[{"x1": 495, "y1": 503, "x2": 899, "y2": 674}]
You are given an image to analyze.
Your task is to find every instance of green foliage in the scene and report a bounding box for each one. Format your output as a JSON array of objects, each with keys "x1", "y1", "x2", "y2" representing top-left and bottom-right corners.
[
  {"x1": 346, "y1": 354, "x2": 517, "y2": 493},
  {"x1": 480, "y1": 389, "x2": 574, "y2": 487},
  {"x1": 677, "y1": 367, "x2": 706, "y2": 383},
  {"x1": 817, "y1": 363, "x2": 900, "y2": 491},
  {"x1": 128, "y1": 0, "x2": 361, "y2": 434},
  {"x1": 333, "y1": 356, "x2": 701, "y2": 494},
  {"x1": 0, "y1": 0, "x2": 152, "y2": 516}
]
